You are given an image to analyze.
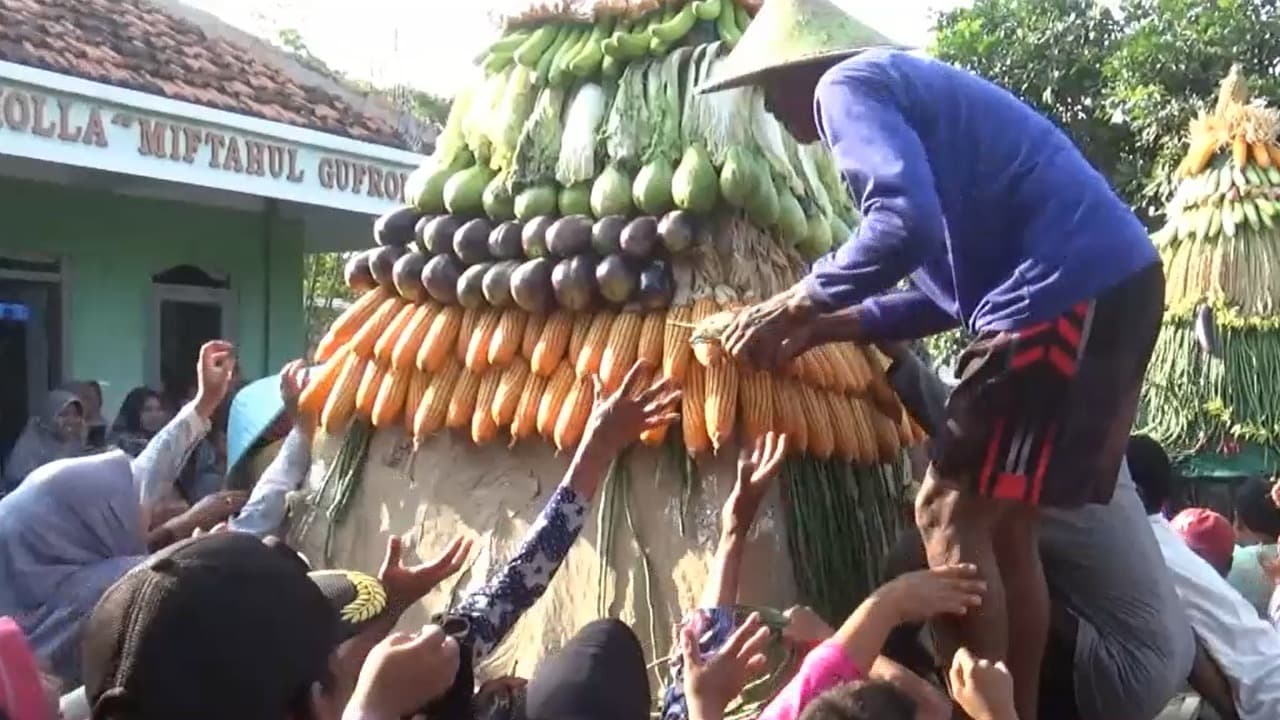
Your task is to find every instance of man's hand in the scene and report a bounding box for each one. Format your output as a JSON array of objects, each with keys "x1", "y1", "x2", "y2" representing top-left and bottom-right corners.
[
  {"x1": 681, "y1": 613, "x2": 772, "y2": 720},
  {"x1": 194, "y1": 340, "x2": 237, "y2": 420},
  {"x1": 278, "y1": 359, "x2": 315, "y2": 437},
  {"x1": 874, "y1": 564, "x2": 985, "y2": 624},
  {"x1": 723, "y1": 432, "x2": 788, "y2": 537},
  {"x1": 343, "y1": 626, "x2": 461, "y2": 720},
  {"x1": 949, "y1": 648, "x2": 1017, "y2": 720},
  {"x1": 781, "y1": 605, "x2": 834, "y2": 649},
  {"x1": 580, "y1": 361, "x2": 682, "y2": 459},
  {"x1": 175, "y1": 490, "x2": 247, "y2": 534},
  {"x1": 378, "y1": 535, "x2": 473, "y2": 614},
  {"x1": 721, "y1": 287, "x2": 819, "y2": 371},
  {"x1": 1270, "y1": 478, "x2": 1280, "y2": 510}
]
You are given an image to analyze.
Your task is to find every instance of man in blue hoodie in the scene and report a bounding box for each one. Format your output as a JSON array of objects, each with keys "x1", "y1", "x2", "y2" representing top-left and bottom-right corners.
[{"x1": 698, "y1": 1, "x2": 1163, "y2": 716}]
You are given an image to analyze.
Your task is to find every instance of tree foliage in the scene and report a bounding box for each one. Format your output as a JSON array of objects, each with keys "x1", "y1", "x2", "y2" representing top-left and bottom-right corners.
[
  {"x1": 932, "y1": 0, "x2": 1280, "y2": 221},
  {"x1": 303, "y1": 252, "x2": 355, "y2": 357}
]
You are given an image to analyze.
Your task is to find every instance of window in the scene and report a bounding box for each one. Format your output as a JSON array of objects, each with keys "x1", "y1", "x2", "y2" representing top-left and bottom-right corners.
[{"x1": 0, "y1": 255, "x2": 64, "y2": 465}]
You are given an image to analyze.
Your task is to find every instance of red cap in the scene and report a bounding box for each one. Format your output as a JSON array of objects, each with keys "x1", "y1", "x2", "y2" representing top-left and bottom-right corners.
[
  {"x1": 0, "y1": 616, "x2": 48, "y2": 720},
  {"x1": 1171, "y1": 508, "x2": 1236, "y2": 568}
]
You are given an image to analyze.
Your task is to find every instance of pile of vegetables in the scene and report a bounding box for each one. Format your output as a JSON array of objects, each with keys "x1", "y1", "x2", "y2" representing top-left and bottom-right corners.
[{"x1": 1140, "y1": 65, "x2": 1280, "y2": 461}]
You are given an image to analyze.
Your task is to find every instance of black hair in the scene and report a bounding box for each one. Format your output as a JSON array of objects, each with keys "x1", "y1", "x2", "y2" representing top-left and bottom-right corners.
[
  {"x1": 1234, "y1": 477, "x2": 1280, "y2": 537},
  {"x1": 797, "y1": 679, "x2": 917, "y2": 720},
  {"x1": 1127, "y1": 435, "x2": 1172, "y2": 515},
  {"x1": 114, "y1": 386, "x2": 163, "y2": 435}
]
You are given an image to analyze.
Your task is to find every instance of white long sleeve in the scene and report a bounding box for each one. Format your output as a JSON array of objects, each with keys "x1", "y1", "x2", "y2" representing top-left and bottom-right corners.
[
  {"x1": 131, "y1": 403, "x2": 210, "y2": 507},
  {"x1": 228, "y1": 428, "x2": 311, "y2": 537}
]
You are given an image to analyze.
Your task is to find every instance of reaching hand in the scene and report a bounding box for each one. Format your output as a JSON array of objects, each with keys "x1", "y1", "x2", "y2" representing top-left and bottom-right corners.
[
  {"x1": 723, "y1": 432, "x2": 789, "y2": 536},
  {"x1": 580, "y1": 360, "x2": 682, "y2": 458},
  {"x1": 180, "y1": 490, "x2": 248, "y2": 532},
  {"x1": 681, "y1": 613, "x2": 772, "y2": 720},
  {"x1": 344, "y1": 625, "x2": 461, "y2": 720},
  {"x1": 378, "y1": 535, "x2": 473, "y2": 614},
  {"x1": 781, "y1": 605, "x2": 834, "y2": 649},
  {"x1": 194, "y1": 340, "x2": 237, "y2": 420},
  {"x1": 1260, "y1": 543, "x2": 1280, "y2": 588},
  {"x1": 279, "y1": 360, "x2": 314, "y2": 436},
  {"x1": 1270, "y1": 479, "x2": 1280, "y2": 510},
  {"x1": 949, "y1": 648, "x2": 1017, "y2": 720},
  {"x1": 875, "y1": 564, "x2": 986, "y2": 624}
]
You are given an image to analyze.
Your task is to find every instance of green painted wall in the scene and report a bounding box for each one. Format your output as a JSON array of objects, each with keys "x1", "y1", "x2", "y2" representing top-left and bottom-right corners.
[{"x1": 0, "y1": 176, "x2": 305, "y2": 414}]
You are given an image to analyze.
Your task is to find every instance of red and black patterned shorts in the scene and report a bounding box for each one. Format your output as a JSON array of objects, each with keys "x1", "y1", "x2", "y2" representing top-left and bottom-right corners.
[{"x1": 932, "y1": 263, "x2": 1164, "y2": 508}]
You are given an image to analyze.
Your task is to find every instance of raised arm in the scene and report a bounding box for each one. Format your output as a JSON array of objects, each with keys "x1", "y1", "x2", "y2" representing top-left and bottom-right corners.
[{"x1": 454, "y1": 362, "x2": 681, "y2": 663}]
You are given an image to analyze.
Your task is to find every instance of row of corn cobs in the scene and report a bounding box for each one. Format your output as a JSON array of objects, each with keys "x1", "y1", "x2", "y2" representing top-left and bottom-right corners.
[{"x1": 298, "y1": 286, "x2": 923, "y2": 461}]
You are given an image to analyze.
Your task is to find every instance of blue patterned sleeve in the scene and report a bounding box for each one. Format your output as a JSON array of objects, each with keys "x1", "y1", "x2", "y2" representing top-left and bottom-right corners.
[
  {"x1": 661, "y1": 607, "x2": 739, "y2": 720},
  {"x1": 454, "y1": 483, "x2": 588, "y2": 664}
]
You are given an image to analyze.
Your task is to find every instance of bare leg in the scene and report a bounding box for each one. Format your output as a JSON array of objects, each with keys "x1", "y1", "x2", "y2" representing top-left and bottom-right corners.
[
  {"x1": 914, "y1": 470, "x2": 1007, "y2": 668},
  {"x1": 993, "y1": 505, "x2": 1047, "y2": 720}
]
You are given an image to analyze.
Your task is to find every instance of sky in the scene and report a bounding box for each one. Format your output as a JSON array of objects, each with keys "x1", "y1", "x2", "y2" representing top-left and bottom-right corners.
[{"x1": 182, "y1": 0, "x2": 965, "y2": 97}]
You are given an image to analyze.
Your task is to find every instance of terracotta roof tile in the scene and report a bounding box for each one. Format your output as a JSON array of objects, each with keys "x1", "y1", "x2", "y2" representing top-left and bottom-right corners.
[{"x1": 0, "y1": 0, "x2": 407, "y2": 148}]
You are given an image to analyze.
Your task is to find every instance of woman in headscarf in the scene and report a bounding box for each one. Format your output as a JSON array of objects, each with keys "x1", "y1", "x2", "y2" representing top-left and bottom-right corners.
[
  {"x1": 0, "y1": 341, "x2": 246, "y2": 686},
  {"x1": 2, "y1": 390, "x2": 86, "y2": 493},
  {"x1": 63, "y1": 380, "x2": 107, "y2": 451},
  {"x1": 107, "y1": 387, "x2": 168, "y2": 458}
]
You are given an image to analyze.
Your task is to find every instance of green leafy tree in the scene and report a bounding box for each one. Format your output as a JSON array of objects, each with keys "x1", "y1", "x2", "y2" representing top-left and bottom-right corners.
[{"x1": 303, "y1": 252, "x2": 356, "y2": 357}]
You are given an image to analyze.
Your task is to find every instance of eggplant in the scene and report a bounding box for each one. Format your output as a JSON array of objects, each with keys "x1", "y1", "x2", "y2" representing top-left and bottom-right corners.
[
  {"x1": 511, "y1": 258, "x2": 554, "y2": 313},
  {"x1": 369, "y1": 245, "x2": 407, "y2": 289},
  {"x1": 636, "y1": 259, "x2": 674, "y2": 310},
  {"x1": 482, "y1": 260, "x2": 520, "y2": 308},
  {"x1": 422, "y1": 215, "x2": 461, "y2": 256},
  {"x1": 591, "y1": 216, "x2": 628, "y2": 257},
  {"x1": 412, "y1": 214, "x2": 437, "y2": 253},
  {"x1": 595, "y1": 254, "x2": 637, "y2": 305},
  {"x1": 392, "y1": 251, "x2": 429, "y2": 302},
  {"x1": 454, "y1": 218, "x2": 494, "y2": 265},
  {"x1": 422, "y1": 253, "x2": 464, "y2": 304},
  {"x1": 620, "y1": 216, "x2": 659, "y2": 260},
  {"x1": 1194, "y1": 303, "x2": 1219, "y2": 357},
  {"x1": 551, "y1": 255, "x2": 596, "y2": 312},
  {"x1": 456, "y1": 262, "x2": 494, "y2": 309},
  {"x1": 546, "y1": 215, "x2": 594, "y2": 258},
  {"x1": 374, "y1": 204, "x2": 422, "y2": 247},
  {"x1": 522, "y1": 216, "x2": 555, "y2": 259},
  {"x1": 658, "y1": 210, "x2": 696, "y2": 254},
  {"x1": 488, "y1": 221, "x2": 525, "y2": 261},
  {"x1": 344, "y1": 250, "x2": 377, "y2": 291}
]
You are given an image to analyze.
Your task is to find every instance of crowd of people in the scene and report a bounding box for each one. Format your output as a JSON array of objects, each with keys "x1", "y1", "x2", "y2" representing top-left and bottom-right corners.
[{"x1": 6, "y1": 1, "x2": 1280, "y2": 719}]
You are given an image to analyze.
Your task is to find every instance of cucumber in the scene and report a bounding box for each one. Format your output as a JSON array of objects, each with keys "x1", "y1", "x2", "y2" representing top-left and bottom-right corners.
[
  {"x1": 601, "y1": 53, "x2": 622, "y2": 79},
  {"x1": 652, "y1": 3, "x2": 696, "y2": 44},
  {"x1": 550, "y1": 26, "x2": 590, "y2": 86},
  {"x1": 487, "y1": 29, "x2": 533, "y2": 56},
  {"x1": 617, "y1": 12, "x2": 657, "y2": 58},
  {"x1": 481, "y1": 51, "x2": 513, "y2": 75},
  {"x1": 534, "y1": 25, "x2": 572, "y2": 85},
  {"x1": 569, "y1": 20, "x2": 613, "y2": 77},
  {"x1": 734, "y1": 3, "x2": 751, "y2": 29},
  {"x1": 515, "y1": 25, "x2": 559, "y2": 67},
  {"x1": 716, "y1": 0, "x2": 741, "y2": 45},
  {"x1": 693, "y1": 0, "x2": 722, "y2": 21}
]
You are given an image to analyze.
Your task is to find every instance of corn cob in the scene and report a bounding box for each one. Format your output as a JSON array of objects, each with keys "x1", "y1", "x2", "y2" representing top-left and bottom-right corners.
[
  {"x1": 510, "y1": 371, "x2": 549, "y2": 443},
  {"x1": 662, "y1": 304, "x2": 693, "y2": 384},
  {"x1": 799, "y1": 385, "x2": 835, "y2": 460},
  {"x1": 537, "y1": 363, "x2": 577, "y2": 438},
  {"x1": 826, "y1": 392, "x2": 859, "y2": 463},
  {"x1": 631, "y1": 366, "x2": 671, "y2": 447},
  {"x1": 553, "y1": 375, "x2": 595, "y2": 452},
  {"x1": 454, "y1": 307, "x2": 481, "y2": 361},
  {"x1": 355, "y1": 360, "x2": 388, "y2": 419},
  {"x1": 775, "y1": 381, "x2": 808, "y2": 454},
  {"x1": 848, "y1": 398, "x2": 879, "y2": 465},
  {"x1": 414, "y1": 358, "x2": 463, "y2": 441},
  {"x1": 392, "y1": 303, "x2": 441, "y2": 370},
  {"x1": 298, "y1": 345, "x2": 350, "y2": 419},
  {"x1": 402, "y1": 368, "x2": 430, "y2": 433},
  {"x1": 871, "y1": 407, "x2": 901, "y2": 461},
  {"x1": 636, "y1": 312, "x2": 665, "y2": 367},
  {"x1": 465, "y1": 309, "x2": 504, "y2": 373},
  {"x1": 1253, "y1": 141, "x2": 1274, "y2": 168},
  {"x1": 691, "y1": 296, "x2": 717, "y2": 323},
  {"x1": 446, "y1": 369, "x2": 484, "y2": 430},
  {"x1": 738, "y1": 371, "x2": 774, "y2": 443},
  {"x1": 862, "y1": 346, "x2": 904, "y2": 420},
  {"x1": 1183, "y1": 137, "x2": 1217, "y2": 178},
  {"x1": 372, "y1": 365, "x2": 413, "y2": 428},
  {"x1": 314, "y1": 287, "x2": 389, "y2": 363},
  {"x1": 531, "y1": 311, "x2": 573, "y2": 376},
  {"x1": 520, "y1": 312, "x2": 547, "y2": 360},
  {"x1": 794, "y1": 349, "x2": 829, "y2": 389},
  {"x1": 321, "y1": 353, "x2": 367, "y2": 433},
  {"x1": 374, "y1": 302, "x2": 419, "y2": 364},
  {"x1": 575, "y1": 312, "x2": 615, "y2": 377},
  {"x1": 705, "y1": 360, "x2": 739, "y2": 452},
  {"x1": 487, "y1": 308, "x2": 527, "y2": 368},
  {"x1": 471, "y1": 370, "x2": 503, "y2": 444},
  {"x1": 818, "y1": 345, "x2": 853, "y2": 393},
  {"x1": 491, "y1": 360, "x2": 531, "y2": 427},
  {"x1": 351, "y1": 296, "x2": 405, "y2": 359},
  {"x1": 681, "y1": 363, "x2": 711, "y2": 455},
  {"x1": 1269, "y1": 144, "x2": 1280, "y2": 169},
  {"x1": 600, "y1": 312, "x2": 643, "y2": 392},
  {"x1": 834, "y1": 343, "x2": 871, "y2": 393},
  {"x1": 417, "y1": 305, "x2": 463, "y2": 372},
  {"x1": 568, "y1": 313, "x2": 594, "y2": 363},
  {"x1": 1232, "y1": 135, "x2": 1249, "y2": 168}
]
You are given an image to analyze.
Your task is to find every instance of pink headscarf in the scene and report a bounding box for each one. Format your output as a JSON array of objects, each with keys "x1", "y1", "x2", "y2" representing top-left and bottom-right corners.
[{"x1": 0, "y1": 616, "x2": 49, "y2": 720}]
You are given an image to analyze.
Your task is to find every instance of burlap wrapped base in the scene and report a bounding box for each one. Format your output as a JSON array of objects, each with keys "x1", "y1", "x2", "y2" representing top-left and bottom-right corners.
[{"x1": 289, "y1": 429, "x2": 798, "y2": 683}]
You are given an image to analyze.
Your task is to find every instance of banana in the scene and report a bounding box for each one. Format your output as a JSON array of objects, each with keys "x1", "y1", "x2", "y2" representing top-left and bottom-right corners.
[
  {"x1": 1218, "y1": 165, "x2": 1234, "y2": 195},
  {"x1": 1242, "y1": 196, "x2": 1261, "y2": 230},
  {"x1": 1233, "y1": 167, "x2": 1251, "y2": 192},
  {"x1": 1245, "y1": 165, "x2": 1264, "y2": 187},
  {"x1": 550, "y1": 26, "x2": 590, "y2": 86},
  {"x1": 1256, "y1": 198, "x2": 1275, "y2": 229},
  {"x1": 1268, "y1": 166, "x2": 1280, "y2": 185},
  {"x1": 1177, "y1": 208, "x2": 1195, "y2": 241},
  {"x1": 535, "y1": 25, "x2": 573, "y2": 86},
  {"x1": 1198, "y1": 204, "x2": 1215, "y2": 240},
  {"x1": 734, "y1": 2, "x2": 751, "y2": 29},
  {"x1": 1222, "y1": 199, "x2": 1236, "y2": 238}
]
